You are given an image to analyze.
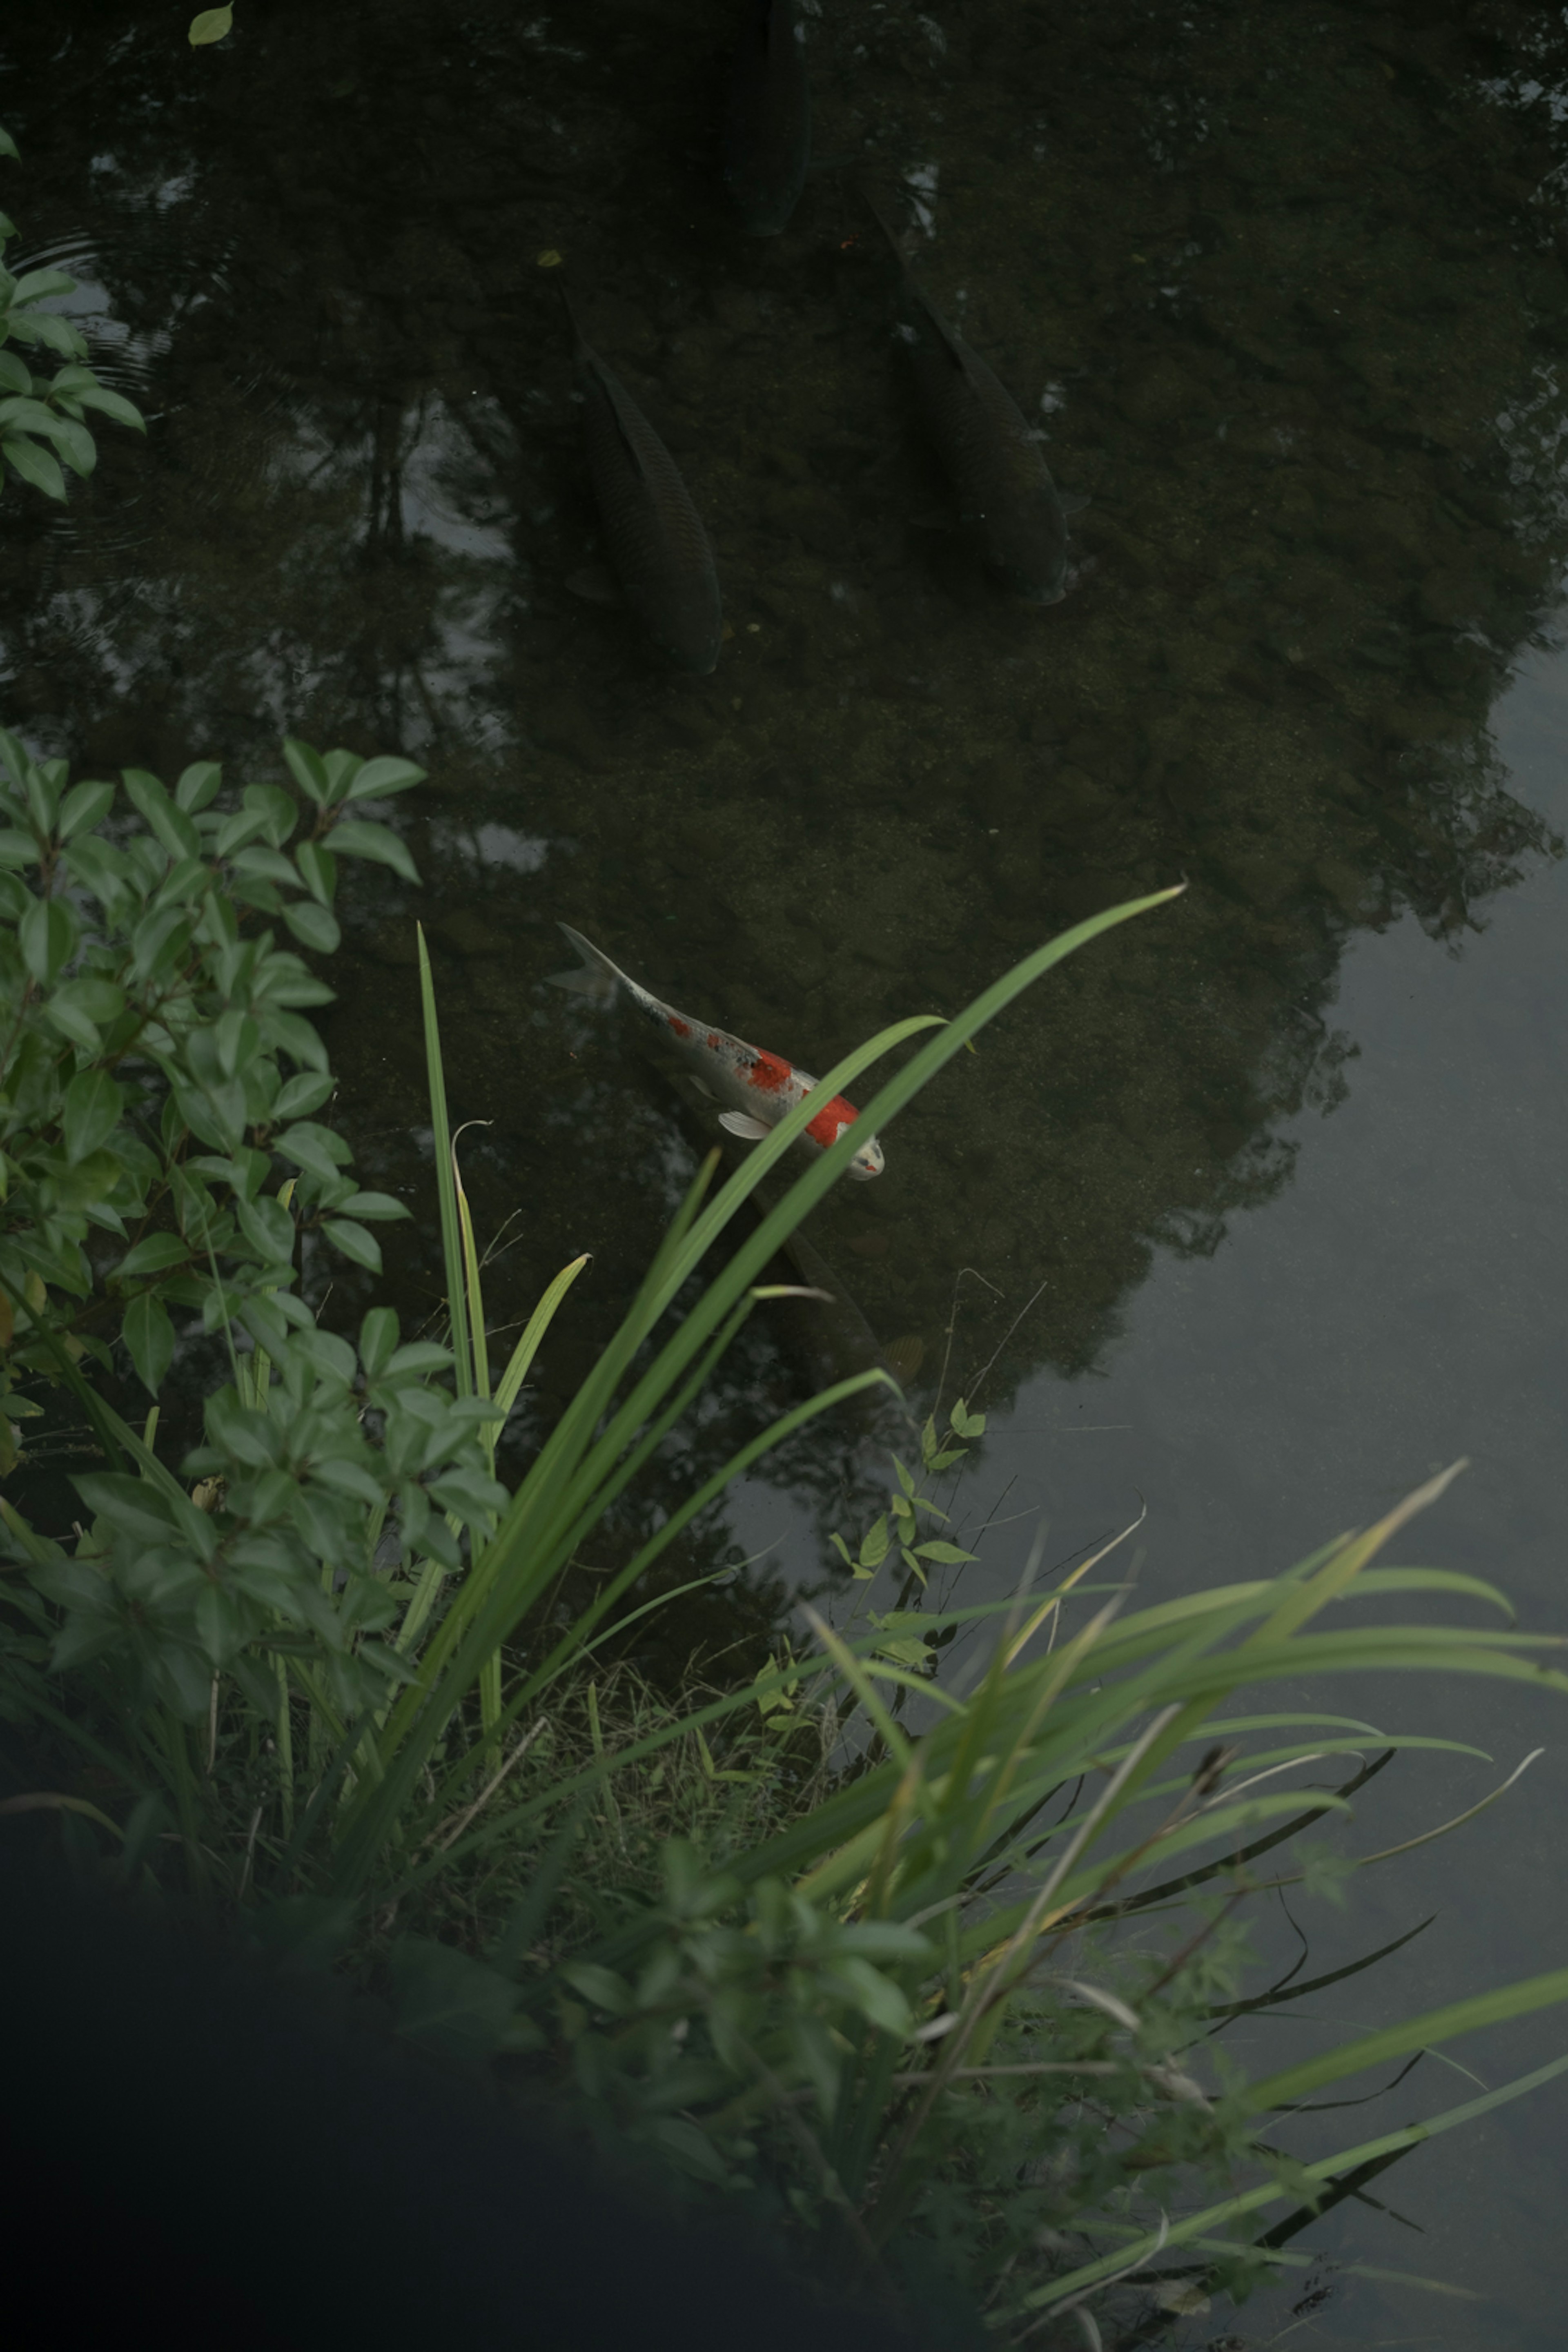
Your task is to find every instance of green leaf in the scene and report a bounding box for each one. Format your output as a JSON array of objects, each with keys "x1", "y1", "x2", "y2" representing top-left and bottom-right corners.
[
  {"x1": 60, "y1": 1069, "x2": 125, "y2": 1164},
  {"x1": 326, "y1": 819, "x2": 420, "y2": 884},
  {"x1": 20, "y1": 893, "x2": 78, "y2": 984},
  {"x1": 241, "y1": 780, "x2": 298, "y2": 848},
  {"x1": 294, "y1": 840, "x2": 336, "y2": 905},
  {"x1": 57, "y1": 778, "x2": 115, "y2": 839},
  {"x1": 72, "y1": 1471, "x2": 176, "y2": 1546},
  {"x1": 0, "y1": 128, "x2": 18, "y2": 161},
  {"x1": 282, "y1": 898, "x2": 341, "y2": 955},
  {"x1": 336, "y1": 1190, "x2": 411, "y2": 1222},
  {"x1": 913, "y1": 1540, "x2": 979, "y2": 1565},
  {"x1": 345, "y1": 755, "x2": 427, "y2": 802},
  {"x1": 2, "y1": 432, "x2": 66, "y2": 500},
  {"x1": 383, "y1": 1341, "x2": 453, "y2": 1377},
  {"x1": 9, "y1": 271, "x2": 76, "y2": 306},
  {"x1": 189, "y1": 7, "x2": 234, "y2": 44},
  {"x1": 175, "y1": 760, "x2": 223, "y2": 812},
  {"x1": 0, "y1": 353, "x2": 29, "y2": 395},
  {"x1": 859, "y1": 1515, "x2": 891, "y2": 1569},
  {"x1": 282, "y1": 738, "x2": 330, "y2": 804},
  {"x1": 44, "y1": 413, "x2": 96, "y2": 478},
  {"x1": 273, "y1": 1070, "x2": 334, "y2": 1121},
  {"x1": 118, "y1": 1234, "x2": 192, "y2": 1280},
  {"x1": 122, "y1": 1291, "x2": 175, "y2": 1395},
  {"x1": 359, "y1": 1307, "x2": 400, "y2": 1379},
  {"x1": 234, "y1": 1194, "x2": 295, "y2": 1263},
  {"x1": 323, "y1": 1218, "x2": 382, "y2": 1272},
  {"x1": 0, "y1": 829, "x2": 39, "y2": 868},
  {"x1": 229, "y1": 844, "x2": 296, "y2": 886},
  {"x1": 123, "y1": 769, "x2": 201, "y2": 863},
  {"x1": 69, "y1": 381, "x2": 145, "y2": 432},
  {"x1": 275, "y1": 1121, "x2": 352, "y2": 1183}
]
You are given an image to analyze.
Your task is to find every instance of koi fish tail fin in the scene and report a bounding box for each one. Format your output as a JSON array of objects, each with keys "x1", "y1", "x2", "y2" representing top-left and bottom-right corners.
[{"x1": 548, "y1": 922, "x2": 624, "y2": 1007}]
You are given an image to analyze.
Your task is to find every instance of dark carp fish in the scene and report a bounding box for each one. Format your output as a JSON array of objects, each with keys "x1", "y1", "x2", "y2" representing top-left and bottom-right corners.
[
  {"x1": 866, "y1": 192, "x2": 1083, "y2": 605},
  {"x1": 723, "y1": 0, "x2": 811, "y2": 236},
  {"x1": 562, "y1": 292, "x2": 724, "y2": 675}
]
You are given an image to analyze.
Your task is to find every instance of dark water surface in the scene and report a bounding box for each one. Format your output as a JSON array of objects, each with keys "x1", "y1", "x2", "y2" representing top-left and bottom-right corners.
[{"x1": 7, "y1": 0, "x2": 1568, "y2": 2339}]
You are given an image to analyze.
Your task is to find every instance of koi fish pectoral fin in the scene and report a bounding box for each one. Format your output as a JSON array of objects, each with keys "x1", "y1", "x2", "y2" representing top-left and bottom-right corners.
[
  {"x1": 690, "y1": 1076, "x2": 717, "y2": 1100},
  {"x1": 565, "y1": 562, "x2": 623, "y2": 606},
  {"x1": 719, "y1": 1111, "x2": 773, "y2": 1140}
]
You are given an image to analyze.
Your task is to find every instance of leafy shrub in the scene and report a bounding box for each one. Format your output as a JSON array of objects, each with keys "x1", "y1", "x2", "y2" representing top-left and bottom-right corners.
[{"x1": 0, "y1": 124, "x2": 146, "y2": 502}]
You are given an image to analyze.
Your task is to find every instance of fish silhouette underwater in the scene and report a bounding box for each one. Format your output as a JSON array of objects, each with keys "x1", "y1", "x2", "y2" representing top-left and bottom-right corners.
[
  {"x1": 561, "y1": 290, "x2": 724, "y2": 674},
  {"x1": 550, "y1": 925, "x2": 886, "y2": 1180},
  {"x1": 864, "y1": 192, "x2": 1086, "y2": 604},
  {"x1": 723, "y1": 0, "x2": 812, "y2": 236}
]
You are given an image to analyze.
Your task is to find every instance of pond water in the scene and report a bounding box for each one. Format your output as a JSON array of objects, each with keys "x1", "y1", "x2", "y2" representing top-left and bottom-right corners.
[{"x1": 7, "y1": 0, "x2": 1568, "y2": 2339}]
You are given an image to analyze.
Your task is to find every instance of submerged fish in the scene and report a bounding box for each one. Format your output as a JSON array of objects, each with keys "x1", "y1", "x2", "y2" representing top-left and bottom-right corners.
[
  {"x1": 561, "y1": 292, "x2": 723, "y2": 674},
  {"x1": 866, "y1": 192, "x2": 1083, "y2": 604},
  {"x1": 724, "y1": 0, "x2": 811, "y2": 236},
  {"x1": 550, "y1": 925, "x2": 886, "y2": 1180}
]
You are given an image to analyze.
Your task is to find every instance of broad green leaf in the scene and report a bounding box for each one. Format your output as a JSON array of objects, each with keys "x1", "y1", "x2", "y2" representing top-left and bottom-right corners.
[
  {"x1": 56, "y1": 976, "x2": 125, "y2": 1027},
  {"x1": 383, "y1": 1342, "x2": 453, "y2": 1377},
  {"x1": 0, "y1": 129, "x2": 17, "y2": 162},
  {"x1": 345, "y1": 755, "x2": 427, "y2": 802},
  {"x1": 273, "y1": 1070, "x2": 334, "y2": 1120},
  {"x1": 282, "y1": 738, "x2": 330, "y2": 804},
  {"x1": 234, "y1": 1194, "x2": 295, "y2": 1263},
  {"x1": 294, "y1": 840, "x2": 336, "y2": 905},
  {"x1": 45, "y1": 413, "x2": 96, "y2": 477},
  {"x1": 0, "y1": 353, "x2": 29, "y2": 394},
  {"x1": 188, "y1": 7, "x2": 234, "y2": 44},
  {"x1": 9, "y1": 271, "x2": 76, "y2": 306},
  {"x1": 175, "y1": 760, "x2": 223, "y2": 812},
  {"x1": 72, "y1": 1470, "x2": 175, "y2": 1545},
  {"x1": 359, "y1": 1306, "x2": 400, "y2": 1379},
  {"x1": 241, "y1": 780, "x2": 298, "y2": 847},
  {"x1": 57, "y1": 778, "x2": 115, "y2": 839},
  {"x1": 282, "y1": 898, "x2": 341, "y2": 955},
  {"x1": 16, "y1": 314, "x2": 90, "y2": 359},
  {"x1": 326, "y1": 819, "x2": 420, "y2": 884},
  {"x1": 336, "y1": 1190, "x2": 411, "y2": 1221},
  {"x1": 60, "y1": 1069, "x2": 124, "y2": 1164},
  {"x1": 228, "y1": 844, "x2": 296, "y2": 886},
  {"x1": 274, "y1": 1121, "x2": 352, "y2": 1183},
  {"x1": 323, "y1": 1217, "x2": 382, "y2": 1272},
  {"x1": 0, "y1": 828, "x2": 39, "y2": 868},
  {"x1": 19, "y1": 893, "x2": 78, "y2": 984},
  {"x1": 122, "y1": 1291, "x2": 175, "y2": 1395},
  {"x1": 123, "y1": 769, "x2": 201, "y2": 862},
  {"x1": 70, "y1": 381, "x2": 145, "y2": 431},
  {"x1": 118, "y1": 1233, "x2": 192, "y2": 1280},
  {"x1": 3, "y1": 432, "x2": 66, "y2": 500},
  {"x1": 321, "y1": 750, "x2": 362, "y2": 801}
]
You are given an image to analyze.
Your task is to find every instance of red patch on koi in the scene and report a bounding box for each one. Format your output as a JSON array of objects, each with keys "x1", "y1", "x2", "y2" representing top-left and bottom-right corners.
[
  {"x1": 806, "y1": 1095, "x2": 858, "y2": 1149},
  {"x1": 747, "y1": 1049, "x2": 794, "y2": 1097},
  {"x1": 706, "y1": 1031, "x2": 719, "y2": 1050},
  {"x1": 668, "y1": 1016, "x2": 691, "y2": 1038}
]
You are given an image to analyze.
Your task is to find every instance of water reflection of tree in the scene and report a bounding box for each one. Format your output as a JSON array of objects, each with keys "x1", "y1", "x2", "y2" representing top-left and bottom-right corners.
[{"x1": 4, "y1": 0, "x2": 1568, "y2": 1566}]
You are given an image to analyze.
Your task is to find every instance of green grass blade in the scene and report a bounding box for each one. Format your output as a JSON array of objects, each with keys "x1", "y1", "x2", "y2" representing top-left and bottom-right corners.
[
  {"x1": 416, "y1": 922, "x2": 472, "y2": 1399},
  {"x1": 1027, "y1": 2048, "x2": 1568, "y2": 2313}
]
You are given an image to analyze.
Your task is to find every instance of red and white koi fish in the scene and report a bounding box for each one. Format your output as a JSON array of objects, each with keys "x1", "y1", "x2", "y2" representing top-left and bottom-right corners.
[{"x1": 550, "y1": 925, "x2": 886, "y2": 1180}]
